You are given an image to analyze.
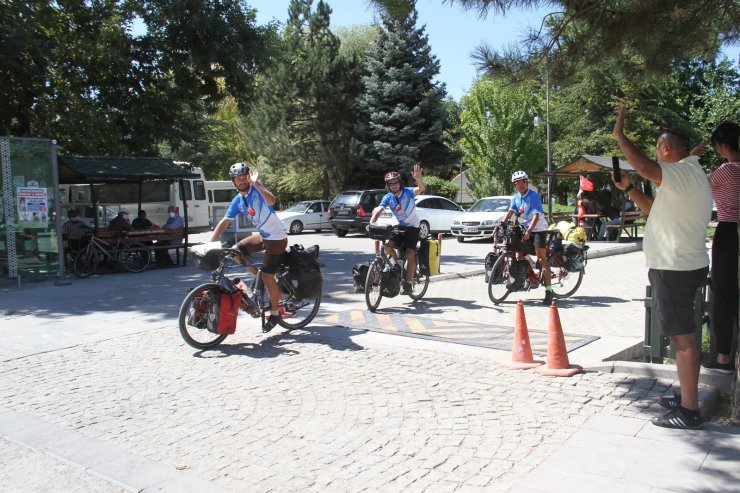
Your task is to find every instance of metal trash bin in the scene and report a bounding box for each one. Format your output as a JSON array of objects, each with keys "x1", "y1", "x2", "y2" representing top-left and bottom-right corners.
[{"x1": 643, "y1": 277, "x2": 711, "y2": 363}]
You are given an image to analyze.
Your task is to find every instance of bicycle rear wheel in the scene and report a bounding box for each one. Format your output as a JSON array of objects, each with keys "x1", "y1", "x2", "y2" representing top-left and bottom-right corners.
[
  {"x1": 118, "y1": 242, "x2": 151, "y2": 273},
  {"x1": 548, "y1": 256, "x2": 584, "y2": 298},
  {"x1": 408, "y1": 253, "x2": 429, "y2": 301},
  {"x1": 365, "y1": 258, "x2": 384, "y2": 312},
  {"x1": 73, "y1": 248, "x2": 99, "y2": 278},
  {"x1": 277, "y1": 292, "x2": 321, "y2": 330},
  {"x1": 487, "y1": 254, "x2": 511, "y2": 304},
  {"x1": 178, "y1": 283, "x2": 228, "y2": 350}
]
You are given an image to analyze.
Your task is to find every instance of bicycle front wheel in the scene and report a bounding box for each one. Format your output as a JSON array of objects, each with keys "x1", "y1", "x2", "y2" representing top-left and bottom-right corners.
[
  {"x1": 178, "y1": 283, "x2": 228, "y2": 350},
  {"x1": 365, "y1": 258, "x2": 384, "y2": 312},
  {"x1": 548, "y1": 256, "x2": 584, "y2": 298},
  {"x1": 118, "y1": 242, "x2": 151, "y2": 273},
  {"x1": 408, "y1": 253, "x2": 429, "y2": 301},
  {"x1": 487, "y1": 254, "x2": 511, "y2": 304},
  {"x1": 73, "y1": 248, "x2": 99, "y2": 278}
]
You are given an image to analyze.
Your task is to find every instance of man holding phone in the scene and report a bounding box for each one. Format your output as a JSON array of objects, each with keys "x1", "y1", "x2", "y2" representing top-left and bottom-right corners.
[{"x1": 612, "y1": 105, "x2": 712, "y2": 430}]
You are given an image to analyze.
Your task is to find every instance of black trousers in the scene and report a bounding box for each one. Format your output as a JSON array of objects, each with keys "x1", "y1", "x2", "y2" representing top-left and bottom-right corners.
[{"x1": 711, "y1": 221, "x2": 739, "y2": 355}]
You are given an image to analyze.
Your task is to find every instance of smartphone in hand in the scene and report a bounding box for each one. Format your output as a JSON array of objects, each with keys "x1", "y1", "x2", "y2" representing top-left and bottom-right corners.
[{"x1": 612, "y1": 156, "x2": 620, "y2": 182}]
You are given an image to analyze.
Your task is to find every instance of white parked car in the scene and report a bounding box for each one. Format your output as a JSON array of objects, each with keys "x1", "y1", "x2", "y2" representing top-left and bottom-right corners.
[
  {"x1": 277, "y1": 200, "x2": 331, "y2": 234},
  {"x1": 376, "y1": 195, "x2": 465, "y2": 238},
  {"x1": 450, "y1": 195, "x2": 513, "y2": 242}
]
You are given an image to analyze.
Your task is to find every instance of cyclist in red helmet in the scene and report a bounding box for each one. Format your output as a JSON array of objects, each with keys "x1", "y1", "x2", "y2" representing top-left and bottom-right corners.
[
  {"x1": 367, "y1": 163, "x2": 425, "y2": 295},
  {"x1": 210, "y1": 162, "x2": 288, "y2": 332}
]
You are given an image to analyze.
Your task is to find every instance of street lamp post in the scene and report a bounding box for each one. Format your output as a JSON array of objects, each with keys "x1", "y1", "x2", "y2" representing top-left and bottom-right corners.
[{"x1": 533, "y1": 73, "x2": 553, "y2": 222}]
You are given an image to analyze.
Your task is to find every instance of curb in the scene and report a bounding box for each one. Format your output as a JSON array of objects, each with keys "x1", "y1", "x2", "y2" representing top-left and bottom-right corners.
[{"x1": 583, "y1": 360, "x2": 733, "y2": 417}]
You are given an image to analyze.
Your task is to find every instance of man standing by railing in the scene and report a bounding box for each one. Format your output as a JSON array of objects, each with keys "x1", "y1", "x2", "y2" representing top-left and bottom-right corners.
[{"x1": 612, "y1": 105, "x2": 711, "y2": 430}]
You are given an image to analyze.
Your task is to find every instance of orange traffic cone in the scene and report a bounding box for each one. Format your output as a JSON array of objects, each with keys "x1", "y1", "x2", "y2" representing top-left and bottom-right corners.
[
  {"x1": 535, "y1": 300, "x2": 583, "y2": 377},
  {"x1": 501, "y1": 300, "x2": 544, "y2": 369}
]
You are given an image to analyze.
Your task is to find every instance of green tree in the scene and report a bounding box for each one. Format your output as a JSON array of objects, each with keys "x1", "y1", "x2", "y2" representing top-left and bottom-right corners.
[
  {"x1": 246, "y1": 0, "x2": 363, "y2": 199},
  {"x1": 356, "y1": 6, "x2": 454, "y2": 181},
  {"x1": 457, "y1": 77, "x2": 546, "y2": 199},
  {"x1": 372, "y1": 0, "x2": 739, "y2": 81},
  {"x1": 1, "y1": 0, "x2": 271, "y2": 156}
]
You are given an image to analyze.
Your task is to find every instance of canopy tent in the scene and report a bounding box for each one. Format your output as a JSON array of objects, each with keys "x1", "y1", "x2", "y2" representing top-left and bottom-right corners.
[
  {"x1": 538, "y1": 155, "x2": 635, "y2": 178},
  {"x1": 538, "y1": 155, "x2": 644, "y2": 242},
  {"x1": 58, "y1": 156, "x2": 199, "y2": 183},
  {"x1": 57, "y1": 156, "x2": 198, "y2": 259}
]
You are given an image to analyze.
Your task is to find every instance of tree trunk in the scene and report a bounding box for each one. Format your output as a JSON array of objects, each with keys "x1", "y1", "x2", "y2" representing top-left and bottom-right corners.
[
  {"x1": 324, "y1": 167, "x2": 340, "y2": 197},
  {"x1": 732, "y1": 347, "x2": 739, "y2": 422}
]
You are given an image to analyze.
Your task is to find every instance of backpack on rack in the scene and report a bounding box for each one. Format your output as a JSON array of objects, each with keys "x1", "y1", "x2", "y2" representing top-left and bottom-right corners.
[
  {"x1": 282, "y1": 244, "x2": 322, "y2": 298},
  {"x1": 381, "y1": 264, "x2": 402, "y2": 297},
  {"x1": 417, "y1": 237, "x2": 430, "y2": 272},
  {"x1": 352, "y1": 262, "x2": 371, "y2": 293}
]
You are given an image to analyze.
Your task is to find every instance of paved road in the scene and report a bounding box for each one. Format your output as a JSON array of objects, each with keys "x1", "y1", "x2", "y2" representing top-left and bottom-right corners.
[{"x1": 1, "y1": 234, "x2": 737, "y2": 492}]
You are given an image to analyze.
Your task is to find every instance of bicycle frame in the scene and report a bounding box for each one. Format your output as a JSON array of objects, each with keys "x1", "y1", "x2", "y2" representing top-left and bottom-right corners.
[
  {"x1": 364, "y1": 225, "x2": 430, "y2": 311},
  {"x1": 179, "y1": 248, "x2": 322, "y2": 350},
  {"x1": 488, "y1": 222, "x2": 585, "y2": 304},
  {"x1": 73, "y1": 233, "x2": 151, "y2": 277}
]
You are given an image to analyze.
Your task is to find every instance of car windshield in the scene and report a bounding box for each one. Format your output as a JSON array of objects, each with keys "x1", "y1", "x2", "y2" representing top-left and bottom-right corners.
[
  {"x1": 468, "y1": 198, "x2": 510, "y2": 213},
  {"x1": 284, "y1": 201, "x2": 312, "y2": 212},
  {"x1": 332, "y1": 193, "x2": 360, "y2": 206}
]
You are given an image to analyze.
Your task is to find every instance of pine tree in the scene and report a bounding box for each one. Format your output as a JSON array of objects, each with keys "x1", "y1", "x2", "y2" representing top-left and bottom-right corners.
[
  {"x1": 248, "y1": 0, "x2": 362, "y2": 198},
  {"x1": 356, "y1": 7, "x2": 453, "y2": 180}
]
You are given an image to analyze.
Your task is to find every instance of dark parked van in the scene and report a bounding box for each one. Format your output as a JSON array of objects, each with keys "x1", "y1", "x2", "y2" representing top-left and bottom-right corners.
[{"x1": 328, "y1": 189, "x2": 387, "y2": 237}]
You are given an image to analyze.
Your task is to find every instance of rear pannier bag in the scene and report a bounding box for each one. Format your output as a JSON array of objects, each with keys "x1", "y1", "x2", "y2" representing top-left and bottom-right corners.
[{"x1": 283, "y1": 244, "x2": 322, "y2": 298}]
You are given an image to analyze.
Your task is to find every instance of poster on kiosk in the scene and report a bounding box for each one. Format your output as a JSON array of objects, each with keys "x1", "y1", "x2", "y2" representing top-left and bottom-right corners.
[{"x1": 17, "y1": 186, "x2": 48, "y2": 229}]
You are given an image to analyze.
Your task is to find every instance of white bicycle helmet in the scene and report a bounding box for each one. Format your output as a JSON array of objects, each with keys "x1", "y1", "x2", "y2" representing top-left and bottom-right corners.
[
  {"x1": 511, "y1": 170, "x2": 528, "y2": 183},
  {"x1": 229, "y1": 162, "x2": 250, "y2": 177}
]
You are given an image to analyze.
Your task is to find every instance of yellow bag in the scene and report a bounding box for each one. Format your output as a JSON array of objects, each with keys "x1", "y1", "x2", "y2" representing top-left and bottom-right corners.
[{"x1": 427, "y1": 238, "x2": 440, "y2": 276}]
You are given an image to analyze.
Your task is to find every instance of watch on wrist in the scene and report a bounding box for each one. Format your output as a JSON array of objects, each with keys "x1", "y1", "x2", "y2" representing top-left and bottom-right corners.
[{"x1": 624, "y1": 184, "x2": 635, "y2": 194}]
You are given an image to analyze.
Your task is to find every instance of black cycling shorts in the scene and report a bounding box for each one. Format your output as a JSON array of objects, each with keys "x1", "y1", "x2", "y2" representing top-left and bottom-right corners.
[{"x1": 389, "y1": 226, "x2": 420, "y2": 251}]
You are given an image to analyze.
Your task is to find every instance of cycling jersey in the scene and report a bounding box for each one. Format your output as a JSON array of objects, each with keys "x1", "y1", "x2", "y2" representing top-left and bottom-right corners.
[
  {"x1": 225, "y1": 187, "x2": 287, "y2": 240},
  {"x1": 509, "y1": 189, "x2": 549, "y2": 232},
  {"x1": 379, "y1": 187, "x2": 420, "y2": 228}
]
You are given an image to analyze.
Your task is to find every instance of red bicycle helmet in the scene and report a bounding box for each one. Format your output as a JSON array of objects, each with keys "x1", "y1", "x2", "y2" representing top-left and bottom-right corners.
[{"x1": 384, "y1": 171, "x2": 401, "y2": 183}]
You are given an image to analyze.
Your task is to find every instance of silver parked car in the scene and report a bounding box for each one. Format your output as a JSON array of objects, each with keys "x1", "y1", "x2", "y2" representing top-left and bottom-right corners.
[
  {"x1": 277, "y1": 200, "x2": 331, "y2": 234},
  {"x1": 450, "y1": 196, "x2": 513, "y2": 242},
  {"x1": 376, "y1": 195, "x2": 465, "y2": 238}
]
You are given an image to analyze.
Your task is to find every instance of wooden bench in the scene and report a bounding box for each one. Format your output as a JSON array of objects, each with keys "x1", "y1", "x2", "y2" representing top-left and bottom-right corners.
[
  {"x1": 604, "y1": 211, "x2": 645, "y2": 241},
  {"x1": 96, "y1": 228, "x2": 190, "y2": 266}
]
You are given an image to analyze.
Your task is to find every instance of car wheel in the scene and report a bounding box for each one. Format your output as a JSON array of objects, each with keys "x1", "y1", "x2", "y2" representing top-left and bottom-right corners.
[
  {"x1": 457, "y1": 236, "x2": 465, "y2": 243},
  {"x1": 335, "y1": 229, "x2": 348, "y2": 237},
  {"x1": 418, "y1": 221, "x2": 430, "y2": 239},
  {"x1": 289, "y1": 220, "x2": 303, "y2": 235}
]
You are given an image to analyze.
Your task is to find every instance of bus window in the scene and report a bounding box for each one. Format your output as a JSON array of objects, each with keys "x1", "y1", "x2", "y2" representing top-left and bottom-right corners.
[
  {"x1": 193, "y1": 180, "x2": 206, "y2": 201},
  {"x1": 179, "y1": 181, "x2": 192, "y2": 201}
]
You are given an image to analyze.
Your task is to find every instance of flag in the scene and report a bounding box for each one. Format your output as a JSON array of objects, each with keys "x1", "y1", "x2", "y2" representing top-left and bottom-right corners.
[{"x1": 579, "y1": 175, "x2": 594, "y2": 192}]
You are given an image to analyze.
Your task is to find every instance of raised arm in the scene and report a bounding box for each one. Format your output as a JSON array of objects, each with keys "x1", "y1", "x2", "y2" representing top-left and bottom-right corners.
[
  {"x1": 613, "y1": 105, "x2": 662, "y2": 187},
  {"x1": 411, "y1": 164, "x2": 425, "y2": 195}
]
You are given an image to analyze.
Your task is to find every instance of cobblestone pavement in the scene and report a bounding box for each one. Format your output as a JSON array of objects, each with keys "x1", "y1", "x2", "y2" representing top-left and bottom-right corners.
[
  {"x1": 0, "y1": 322, "x2": 681, "y2": 492},
  {"x1": 1, "y1": 245, "x2": 737, "y2": 492}
]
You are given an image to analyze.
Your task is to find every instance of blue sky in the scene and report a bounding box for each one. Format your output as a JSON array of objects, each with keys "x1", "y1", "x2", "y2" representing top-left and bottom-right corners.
[{"x1": 248, "y1": 0, "x2": 739, "y2": 102}]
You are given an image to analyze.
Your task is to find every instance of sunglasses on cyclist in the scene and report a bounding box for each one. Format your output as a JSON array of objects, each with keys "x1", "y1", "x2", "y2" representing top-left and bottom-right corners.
[{"x1": 387, "y1": 180, "x2": 401, "y2": 186}]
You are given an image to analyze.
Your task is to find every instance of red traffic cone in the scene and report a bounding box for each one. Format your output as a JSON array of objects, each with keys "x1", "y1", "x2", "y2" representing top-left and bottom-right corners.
[
  {"x1": 502, "y1": 300, "x2": 544, "y2": 369},
  {"x1": 535, "y1": 300, "x2": 582, "y2": 377}
]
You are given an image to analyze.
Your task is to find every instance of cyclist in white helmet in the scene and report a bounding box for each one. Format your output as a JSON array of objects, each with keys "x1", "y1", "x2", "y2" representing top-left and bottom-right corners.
[
  {"x1": 210, "y1": 162, "x2": 288, "y2": 331},
  {"x1": 503, "y1": 171, "x2": 553, "y2": 304}
]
